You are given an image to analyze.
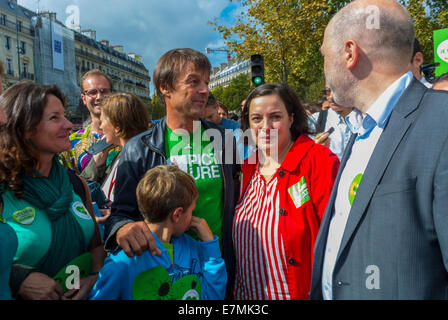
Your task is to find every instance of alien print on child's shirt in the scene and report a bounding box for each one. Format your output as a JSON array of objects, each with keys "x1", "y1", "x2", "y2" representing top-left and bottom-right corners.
[
  {"x1": 133, "y1": 265, "x2": 201, "y2": 300},
  {"x1": 89, "y1": 232, "x2": 227, "y2": 300}
]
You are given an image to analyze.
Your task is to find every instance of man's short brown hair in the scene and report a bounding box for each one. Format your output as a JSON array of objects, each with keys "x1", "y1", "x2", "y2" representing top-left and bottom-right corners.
[
  {"x1": 80, "y1": 69, "x2": 113, "y2": 91},
  {"x1": 136, "y1": 165, "x2": 199, "y2": 223},
  {"x1": 153, "y1": 48, "x2": 211, "y2": 104},
  {"x1": 101, "y1": 92, "x2": 150, "y2": 140}
]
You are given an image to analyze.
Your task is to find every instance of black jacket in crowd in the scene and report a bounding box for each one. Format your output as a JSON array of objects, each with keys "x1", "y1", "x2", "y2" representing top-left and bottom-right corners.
[{"x1": 103, "y1": 117, "x2": 241, "y2": 298}]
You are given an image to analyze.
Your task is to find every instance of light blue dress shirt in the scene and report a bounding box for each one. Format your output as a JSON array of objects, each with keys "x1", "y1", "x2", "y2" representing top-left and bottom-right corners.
[
  {"x1": 309, "y1": 109, "x2": 352, "y2": 160},
  {"x1": 219, "y1": 118, "x2": 251, "y2": 160},
  {"x1": 321, "y1": 72, "x2": 414, "y2": 300}
]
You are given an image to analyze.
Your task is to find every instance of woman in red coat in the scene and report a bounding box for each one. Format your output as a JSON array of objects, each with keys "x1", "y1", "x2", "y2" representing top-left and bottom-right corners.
[{"x1": 233, "y1": 83, "x2": 340, "y2": 300}]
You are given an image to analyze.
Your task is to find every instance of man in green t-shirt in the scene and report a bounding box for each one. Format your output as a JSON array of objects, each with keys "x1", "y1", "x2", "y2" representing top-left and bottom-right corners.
[
  {"x1": 165, "y1": 124, "x2": 224, "y2": 241},
  {"x1": 104, "y1": 48, "x2": 240, "y2": 297}
]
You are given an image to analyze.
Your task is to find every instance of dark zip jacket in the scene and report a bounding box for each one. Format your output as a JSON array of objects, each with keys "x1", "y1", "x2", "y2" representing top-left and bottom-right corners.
[{"x1": 104, "y1": 117, "x2": 240, "y2": 298}]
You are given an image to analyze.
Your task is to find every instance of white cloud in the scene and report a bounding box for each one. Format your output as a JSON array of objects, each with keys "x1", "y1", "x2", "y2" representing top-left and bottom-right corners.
[
  {"x1": 206, "y1": 38, "x2": 226, "y2": 49},
  {"x1": 18, "y1": 0, "x2": 238, "y2": 94}
]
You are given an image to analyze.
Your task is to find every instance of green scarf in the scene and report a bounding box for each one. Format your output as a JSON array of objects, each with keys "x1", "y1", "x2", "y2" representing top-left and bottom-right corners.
[{"x1": 22, "y1": 157, "x2": 87, "y2": 277}]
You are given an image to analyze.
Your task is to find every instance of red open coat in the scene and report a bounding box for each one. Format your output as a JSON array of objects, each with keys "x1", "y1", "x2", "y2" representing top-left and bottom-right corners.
[{"x1": 238, "y1": 134, "x2": 340, "y2": 299}]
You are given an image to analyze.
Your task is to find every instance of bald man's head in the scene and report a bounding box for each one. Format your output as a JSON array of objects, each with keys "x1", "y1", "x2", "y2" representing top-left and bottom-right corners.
[
  {"x1": 327, "y1": 0, "x2": 414, "y2": 68},
  {"x1": 321, "y1": 0, "x2": 415, "y2": 109}
]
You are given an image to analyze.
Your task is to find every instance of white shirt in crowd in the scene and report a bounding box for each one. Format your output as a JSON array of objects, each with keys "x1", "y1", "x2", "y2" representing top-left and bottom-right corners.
[{"x1": 321, "y1": 71, "x2": 414, "y2": 300}]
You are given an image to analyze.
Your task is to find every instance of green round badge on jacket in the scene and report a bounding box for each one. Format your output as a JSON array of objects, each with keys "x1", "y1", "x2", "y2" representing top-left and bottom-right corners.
[
  {"x1": 12, "y1": 207, "x2": 36, "y2": 225},
  {"x1": 72, "y1": 201, "x2": 92, "y2": 220},
  {"x1": 348, "y1": 174, "x2": 363, "y2": 206}
]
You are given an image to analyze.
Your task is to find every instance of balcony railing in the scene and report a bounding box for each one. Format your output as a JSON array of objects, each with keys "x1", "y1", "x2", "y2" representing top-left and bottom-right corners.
[
  {"x1": 0, "y1": 19, "x2": 34, "y2": 37},
  {"x1": 75, "y1": 48, "x2": 150, "y2": 80},
  {"x1": 20, "y1": 72, "x2": 34, "y2": 80},
  {"x1": 135, "y1": 82, "x2": 147, "y2": 89},
  {"x1": 3, "y1": 70, "x2": 33, "y2": 80},
  {"x1": 74, "y1": 32, "x2": 147, "y2": 69}
]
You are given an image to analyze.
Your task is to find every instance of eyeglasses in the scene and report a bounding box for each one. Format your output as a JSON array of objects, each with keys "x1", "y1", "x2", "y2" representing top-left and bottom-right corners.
[{"x1": 83, "y1": 88, "x2": 112, "y2": 97}]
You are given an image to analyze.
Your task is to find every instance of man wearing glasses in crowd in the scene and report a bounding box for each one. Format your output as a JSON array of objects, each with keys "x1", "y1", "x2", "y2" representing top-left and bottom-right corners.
[{"x1": 61, "y1": 69, "x2": 114, "y2": 176}]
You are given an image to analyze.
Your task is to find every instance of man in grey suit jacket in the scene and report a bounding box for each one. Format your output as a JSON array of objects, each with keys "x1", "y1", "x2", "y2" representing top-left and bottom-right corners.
[{"x1": 310, "y1": 0, "x2": 448, "y2": 299}]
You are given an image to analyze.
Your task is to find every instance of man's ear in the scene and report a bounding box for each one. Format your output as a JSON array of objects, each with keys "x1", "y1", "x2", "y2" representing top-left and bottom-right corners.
[
  {"x1": 81, "y1": 93, "x2": 88, "y2": 106},
  {"x1": 412, "y1": 51, "x2": 424, "y2": 68},
  {"x1": 171, "y1": 207, "x2": 184, "y2": 223},
  {"x1": 344, "y1": 40, "x2": 360, "y2": 70},
  {"x1": 114, "y1": 126, "x2": 121, "y2": 136},
  {"x1": 160, "y1": 82, "x2": 171, "y2": 100}
]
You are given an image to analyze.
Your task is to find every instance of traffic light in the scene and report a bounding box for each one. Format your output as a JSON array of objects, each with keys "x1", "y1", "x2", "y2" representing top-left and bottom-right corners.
[{"x1": 251, "y1": 54, "x2": 264, "y2": 87}]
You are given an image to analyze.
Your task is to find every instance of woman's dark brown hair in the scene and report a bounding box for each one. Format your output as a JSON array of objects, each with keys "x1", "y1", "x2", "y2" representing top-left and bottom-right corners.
[
  {"x1": 240, "y1": 83, "x2": 312, "y2": 141},
  {"x1": 0, "y1": 80, "x2": 66, "y2": 197}
]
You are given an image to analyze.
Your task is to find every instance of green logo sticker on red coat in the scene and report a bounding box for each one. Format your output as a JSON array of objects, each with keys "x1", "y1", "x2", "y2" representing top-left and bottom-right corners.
[
  {"x1": 349, "y1": 174, "x2": 363, "y2": 206},
  {"x1": 288, "y1": 176, "x2": 310, "y2": 209}
]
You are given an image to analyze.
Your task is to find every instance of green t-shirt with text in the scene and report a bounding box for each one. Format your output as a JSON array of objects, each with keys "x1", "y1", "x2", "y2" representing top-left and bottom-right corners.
[{"x1": 164, "y1": 125, "x2": 224, "y2": 242}]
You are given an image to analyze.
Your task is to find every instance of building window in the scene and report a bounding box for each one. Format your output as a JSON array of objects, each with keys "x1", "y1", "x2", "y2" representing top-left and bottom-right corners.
[
  {"x1": 5, "y1": 36, "x2": 10, "y2": 50},
  {"x1": 20, "y1": 41, "x2": 25, "y2": 54},
  {"x1": 6, "y1": 59, "x2": 13, "y2": 76},
  {"x1": 0, "y1": 15, "x2": 6, "y2": 26},
  {"x1": 17, "y1": 21, "x2": 22, "y2": 32},
  {"x1": 22, "y1": 63, "x2": 27, "y2": 76}
]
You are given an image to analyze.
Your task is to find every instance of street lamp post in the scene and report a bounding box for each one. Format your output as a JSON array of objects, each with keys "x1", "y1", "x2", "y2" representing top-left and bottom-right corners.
[{"x1": 15, "y1": 13, "x2": 21, "y2": 80}]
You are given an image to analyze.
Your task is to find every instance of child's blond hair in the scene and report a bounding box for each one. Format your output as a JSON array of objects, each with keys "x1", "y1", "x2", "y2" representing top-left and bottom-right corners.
[{"x1": 136, "y1": 165, "x2": 198, "y2": 223}]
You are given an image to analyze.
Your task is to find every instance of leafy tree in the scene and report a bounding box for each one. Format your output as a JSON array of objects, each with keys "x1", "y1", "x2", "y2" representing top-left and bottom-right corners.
[
  {"x1": 211, "y1": 73, "x2": 252, "y2": 112},
  {"x1": 211, "y1": 0, "x2": 448, "y2": 102},
  {"x1": 149, "y1": 93, "x2": 166, "y2": 120},
  {"x1": 403, "y1": 0, "x2": 448, "y2": 63},
  {"x1": 210, "y1": 0, "x2": 350, "y2": 102}
]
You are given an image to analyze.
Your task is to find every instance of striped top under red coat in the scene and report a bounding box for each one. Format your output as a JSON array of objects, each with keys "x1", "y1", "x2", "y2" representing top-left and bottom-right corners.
[
  {"x1": 232, "y1": 169, "x2": 290, "y2": 300},
  {"x1": 234, "y1": 135, "x2": 340, "y2": 300}
]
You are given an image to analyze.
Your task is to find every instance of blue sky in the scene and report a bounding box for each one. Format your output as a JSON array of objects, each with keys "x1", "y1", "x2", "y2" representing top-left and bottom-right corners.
[{"x1": 18, "y1": 0, "x2": 242, "y2": 92}]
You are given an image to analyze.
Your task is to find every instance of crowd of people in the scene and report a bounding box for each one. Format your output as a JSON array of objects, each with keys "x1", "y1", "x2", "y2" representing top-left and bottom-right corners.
[{"x1": 1, "y1": 0, "x2": 448, "y2": 301}]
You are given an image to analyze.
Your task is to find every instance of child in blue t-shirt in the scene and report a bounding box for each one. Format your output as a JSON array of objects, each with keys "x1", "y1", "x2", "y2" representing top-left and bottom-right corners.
[{"x1": 89, "y1": 165, "x2": 226, "y2": 300}]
